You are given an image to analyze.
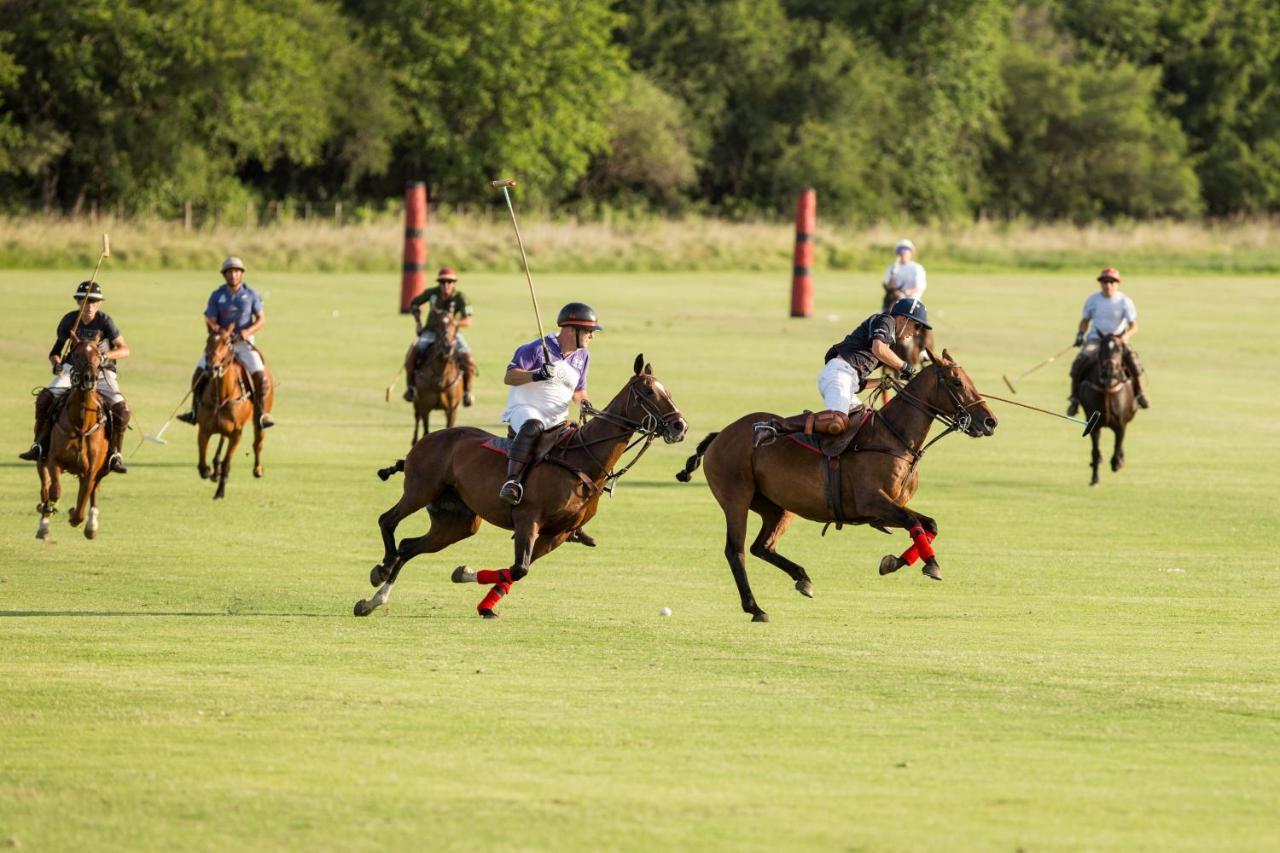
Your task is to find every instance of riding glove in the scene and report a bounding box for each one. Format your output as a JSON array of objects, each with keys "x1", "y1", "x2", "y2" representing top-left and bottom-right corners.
[
  {"x1": 1074, "y1": 331, "x2": 1085, "y2": 347},
  {"x1": 899, "y1": 364, "x2": 917, "y2": 380},
  {"x1": 531, "y1": 363, "x2": 554, "y2": 382}
]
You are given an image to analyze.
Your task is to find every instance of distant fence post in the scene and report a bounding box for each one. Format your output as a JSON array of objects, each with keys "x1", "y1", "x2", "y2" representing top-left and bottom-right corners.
[
  {"x1": 790, "y1": 188, "x2": 815, "y2": 318},
  {"x1": 400, "y1": 181, "x2": 428, "y2": 313}
]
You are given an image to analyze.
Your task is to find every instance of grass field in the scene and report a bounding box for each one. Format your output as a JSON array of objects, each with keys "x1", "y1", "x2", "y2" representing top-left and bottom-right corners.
[{"x1": 1, "y1": 268, "x2": 1278, "y2": 850}]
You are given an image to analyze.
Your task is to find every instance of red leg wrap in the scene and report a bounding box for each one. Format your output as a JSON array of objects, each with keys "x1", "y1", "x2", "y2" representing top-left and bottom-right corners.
[
  {"x1": 476, "y1": 568, "x2": 515, "y2": 585},
  {"x1": 477, "y1": 581, "x2": 511, "y2": 613},
  {"x1": 901, "y1": 527, "x2": 937, "y2": 566}
]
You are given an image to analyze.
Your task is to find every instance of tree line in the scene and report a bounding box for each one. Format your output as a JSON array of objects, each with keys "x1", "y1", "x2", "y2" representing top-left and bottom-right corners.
[{"x1": 1, "y1": 0, "x2": 1277, "y2": 222}]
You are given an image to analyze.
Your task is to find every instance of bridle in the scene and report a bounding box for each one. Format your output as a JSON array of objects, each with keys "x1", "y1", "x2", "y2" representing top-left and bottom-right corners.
[
  {"x1": 876, "y1": 361, "x2": 986, "y2": 467},
  {"x1": 205, "y1": 335, "x2": 250, "y2": 409},
  {"x1": 65, "y1": 343, "x2": 106, "y2": 439},
  {"x1": 553, "y1": 377, "x2": 685, "y2": 495}
]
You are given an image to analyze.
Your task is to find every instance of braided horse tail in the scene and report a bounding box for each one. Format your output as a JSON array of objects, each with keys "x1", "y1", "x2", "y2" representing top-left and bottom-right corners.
[
  {"x1": 675, "y1": 432, "x2": 719, "y2": 482},
  {"x1": 376, "y1": 458, "x2": 405, "y2": 481}
]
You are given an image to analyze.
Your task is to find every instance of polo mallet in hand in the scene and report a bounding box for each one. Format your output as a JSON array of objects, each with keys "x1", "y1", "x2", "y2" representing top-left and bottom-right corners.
[
  {"x1": 980, "y1": 390, "x2": 1101, "y2": 436},
  {"x1": 64, "y1": 234, "x2": 111, "y2": 357},
  {"x1": 491, "y1": 178, "x2": 553, "y2": 365},
  {"x1": 1002, "y1": 343, "x2": 1076, "y2": 394}
]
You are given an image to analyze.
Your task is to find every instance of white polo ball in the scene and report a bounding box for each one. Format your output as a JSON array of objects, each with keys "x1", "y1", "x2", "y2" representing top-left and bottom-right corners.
[{"x1": 659, "y1": 607, "x2": 672, "y2": 617}]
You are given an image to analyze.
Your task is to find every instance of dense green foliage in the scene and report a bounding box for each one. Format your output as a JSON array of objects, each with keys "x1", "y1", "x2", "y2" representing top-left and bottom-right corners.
[{"x1": 1, "y1": 0, "x2": 1277, "y2": 220}]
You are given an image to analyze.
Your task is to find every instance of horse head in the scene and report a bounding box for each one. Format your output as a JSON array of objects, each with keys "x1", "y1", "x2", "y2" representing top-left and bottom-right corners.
[
  {"x1": 427, "y1": 308, "x2": 458, "y2": 361},
  {"x1": 67, "y1": 337, "x2": 103, "y2": 391},
  {"x1": 1096, "y1": 334, "x2": 1125, "y2": 384},
  {"x1": 610, "y1": 353, "x2": 688, "y2": 444},
  {"x1": 205, "y1": 329, "x2": 237, "y2": 377},
  {"x1": 921, "y1": 347, "x2": 999, "y2": 437}
]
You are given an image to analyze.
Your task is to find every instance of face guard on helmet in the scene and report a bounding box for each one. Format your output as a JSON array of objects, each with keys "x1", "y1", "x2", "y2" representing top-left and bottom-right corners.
[{"x1": 890, "y1": 297, "x2": 931, "y2": 329}]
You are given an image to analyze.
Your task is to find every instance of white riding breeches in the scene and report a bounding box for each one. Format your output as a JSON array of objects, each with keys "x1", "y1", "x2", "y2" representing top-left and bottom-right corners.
[
  {"x1": 47, "y1": 364, "x2": 123, "y2": 405},
  {"x1": 416, "y1": 330, "x2": 470, "y2": 354},
  {"x1": 817, "y1": 358, "x2": 863, "y2": 414},
  {"x1": 197, "y1": 339, "x2": 264, "y2": 374}
]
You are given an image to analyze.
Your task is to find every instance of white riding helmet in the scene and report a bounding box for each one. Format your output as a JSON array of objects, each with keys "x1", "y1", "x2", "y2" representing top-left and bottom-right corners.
[
  {"x1": 221, "y1": 256, "x2": 246, "y2": 273},
  {"x1": 894, "y1": 239, "x2": 915, "y2": 254}
]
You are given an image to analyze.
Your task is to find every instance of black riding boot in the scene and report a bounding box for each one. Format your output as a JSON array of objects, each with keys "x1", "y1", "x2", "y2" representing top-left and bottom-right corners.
[
  {"x1": 1067, "y1": 358, "x2": 1086, "y2": 416},
  {"x1": 107, "y1": 401, "x2": 130, "y2": 473},
  {"x1": 499, "y1": 421, "x2": 544, "y2": 505},
  {"x1": 1125, "y1": 348, "x2": 1150, "y2": 408},
  {"x1": 252, "y1": 371, "x2": 274, "y2": 428},
  {"x1": 177, "y1": 368, "x2": 207, "y2": 425},
  {"x1": 18, "y1": 389, "x2": 57, "y2": 461}
]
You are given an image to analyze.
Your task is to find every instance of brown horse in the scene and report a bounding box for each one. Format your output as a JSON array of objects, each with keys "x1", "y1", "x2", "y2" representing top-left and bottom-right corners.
[
  {"x1": 1078, "y1": 334, "x2": 1137, "y2": 486},
  {"x1": 409, "y1": 307, "x2": 463, "y2": 443},
  {"x1": 196, "y1": 330, "x2": 272, "y2": 499},
  {"x1": 675, "y1": 349, "x2": 997, "y2": 622},
  {"x1": 354, "y1": 354, "x2": 688, "y2": 618},
  {"x1": 36, "y1": 340, "x2": 111, "y2": 540}
]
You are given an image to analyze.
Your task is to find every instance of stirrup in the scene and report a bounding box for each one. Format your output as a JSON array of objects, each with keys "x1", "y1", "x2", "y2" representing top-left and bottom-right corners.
[
  {"x1": 402, "y1": 386, "x2": 415, "y2": 402},
  {"x1": 499, "y1": 480, "x2": 524, "y2": 506},
  {"x1": 751, "y1": 422, "x2": 779, "y2": 448},
  {"x1": 18, "y1": 442, "x2": 42, "y2": 462},
  {"x1": 108, "y1": 452, "x2": 128, "y2": 474},
  {"x1": 257, "y1": 413, "x2": 275, "y2": 429},
  {"x1": 1066, "y1": 400, "x2": 1079, "y2": 417}
]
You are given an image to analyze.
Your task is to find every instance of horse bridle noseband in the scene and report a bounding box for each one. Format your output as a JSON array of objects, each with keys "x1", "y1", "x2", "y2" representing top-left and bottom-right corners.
[
  {"x1": 556, "y1": 379, "x2": 684, "y2": 494},
  {"x1": 877, "y1": 362, "x2": 985, "y2": 466}
]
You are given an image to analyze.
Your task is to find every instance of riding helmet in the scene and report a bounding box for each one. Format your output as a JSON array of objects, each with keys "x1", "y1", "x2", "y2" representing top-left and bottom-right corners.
[
  {"x1": 894, "y1": 238, "x2": 916, "y2": 254},
  {"x1": 221, "y1": 256, "x2": 246, "y2": 273},
  {"x1": 1097, "y1": 267, "x2": 1121, "y2": 283},
  {"x1": 74, "y1": 280, "x2": 104, "y2": 302},
  {"x1": 556, "y1": 302, "x2": 603, "y2": 332},
  {"x1": 890, "y1": 297, "x2": 931, "y2": 329},
  {"x1": 436, "y1": 267, "x2": 458, "y2": 282}
]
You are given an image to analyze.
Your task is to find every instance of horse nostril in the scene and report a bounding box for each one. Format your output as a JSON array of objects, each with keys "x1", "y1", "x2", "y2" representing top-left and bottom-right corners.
[{"x1": 984, "y1": 417, "x2": 998, "y2": 431}]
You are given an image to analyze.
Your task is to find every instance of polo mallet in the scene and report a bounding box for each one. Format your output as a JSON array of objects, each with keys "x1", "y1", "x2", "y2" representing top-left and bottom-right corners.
[
  {"x1": 130, "y1": 388, "x2": 193, "y2": 455},
  {"x1": 491, "y1": 178, "x2": 553, "y2": 365},
  {"x1": 384, "y1": 365, "x2": 403, "y2": 403},
  {"x1": 64, "y1": 234, "x2": 111, "y2": 356},
  {"x1": 1001, "y1": 343, "x2": 1075, "y2": 394},
  {"x1": 980, "y1": 390, "x2": 1101, "y2": 436}
]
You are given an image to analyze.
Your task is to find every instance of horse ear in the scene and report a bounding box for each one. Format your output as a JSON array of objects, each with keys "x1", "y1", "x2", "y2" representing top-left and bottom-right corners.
[
  {"x1": 924, "y1": 346, "x2": 938, "y2": 364},
  {"x1": 644, "y1": 362, "x2": 653, "y2": 375},
  {"x1": 941, "y1": 348, "x2": 953, "y2": 363},
  {"x1": 633, "y1": 353, "x2": 644, "y2": 375}
]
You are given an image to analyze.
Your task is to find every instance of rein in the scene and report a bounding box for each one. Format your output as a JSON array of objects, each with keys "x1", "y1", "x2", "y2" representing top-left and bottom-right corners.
[
  {"x1": 207, "y1": 344, "x2": 250, "y2": 412},
  {"x1": 553, "y1": 383, "x2": 682, "y2": 495},
  {"x1": 874, "y1": 364, "x2": 977, "y2": 471}
]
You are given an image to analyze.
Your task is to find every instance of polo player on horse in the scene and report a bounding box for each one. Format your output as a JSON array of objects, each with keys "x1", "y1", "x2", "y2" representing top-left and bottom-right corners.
[
  {"x1": 755, "y1": 297, "x2": 931, "y2": 445},
  {"x1": 19, "y1": 280, "x2": 131, "y2": 474},
  {"x1": 177, "y1": 256, "x2": 275, "y2": 429},
  {"x1": 498, "y1": 302, "x2": 600, "y2": 497},
  {"x1": 1067, "y1": 267, "x2": 1150, "y2": 416},
  {"x1": 404, "y1": 266, "x2": 476, "y2": 406}
]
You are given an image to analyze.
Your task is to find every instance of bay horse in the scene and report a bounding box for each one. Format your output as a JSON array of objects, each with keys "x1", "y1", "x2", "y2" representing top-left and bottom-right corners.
[
  {"x1": 409, "y1": 307, "x2": 463, "y2": 444},
  {"x1": 196, "y1": 330, "x2": 272, "y2": 499},
  {"x1": 355, "y1": 354, "x2": 687, "y2": 618},
  {"x1": 675, "y1": 349, "x2": 996, "y2": 622},
  {"x1": 36, "y1": 339, "x2": 110, "y2": 540},
  {"x1": 1078, "y1": 334, "x2": 1137, "y2": 486}
]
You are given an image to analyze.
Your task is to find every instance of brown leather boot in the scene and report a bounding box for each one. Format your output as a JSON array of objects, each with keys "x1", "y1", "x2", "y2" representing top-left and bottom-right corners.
[
  {"x1": 498, "y1": 421, "x2": 543, "y2": 505},
  {"x1": 752, "y1": 410, "x2": 850, "y2": 447},
  {"x1": 462, "y1": 353, "x2": 476, "y2": 406},
  {"x1": 252, "y1": 371, "x2": 274, "y2": 428},
  {"x1": 403, "y1": 342, "x2": 418, "y2": 402},
  {"x1": 177, "y1": 367, "x2": 207, "y2": 425},
  {"x1": 107, "y1": 401, "x2": 130, "y2": 473},
  {"x1": 18, "y1": 389, "x2": 56, "y2": 461}
]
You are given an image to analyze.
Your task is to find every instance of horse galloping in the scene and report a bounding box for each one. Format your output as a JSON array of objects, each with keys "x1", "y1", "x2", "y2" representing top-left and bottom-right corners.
[
  {"x1": 1078, "y1": 334, "x2": 1137, "y2": 486},
  {"x1": 355, "y1": 354, "x2": 687, "y2": 618},
  {"x1": 196, "y1": 330, "x2": 272, "y2": 499},
  {"x1": 676, "y1": 349, "x2": 997, "y2": 622},
  {"x1": 409, "y1": 307, "x2": 463, "y2": 443},
  {"x1": 36, "y1": 340, "x2": 112, "y2": 539}
]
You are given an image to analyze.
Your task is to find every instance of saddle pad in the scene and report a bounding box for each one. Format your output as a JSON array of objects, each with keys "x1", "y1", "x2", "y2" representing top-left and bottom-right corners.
[
  {"x1": 481, "y1": 425, "x2": 578, "y2": 459},
  {"x1": 786, "y1": 409, "x2": 874, "y2": 457},
  {"x1": 481, "y1": 437, "x2": 512, "y2": 456}
]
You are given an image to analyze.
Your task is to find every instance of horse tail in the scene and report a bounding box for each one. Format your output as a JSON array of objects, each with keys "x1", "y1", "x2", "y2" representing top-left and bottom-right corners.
[
  {"x1": 675, "y1": 432, "x2": 719, "y2": 482},
  {"x1": 377, "y1": 459, "x2": 405, "y2": 481}
]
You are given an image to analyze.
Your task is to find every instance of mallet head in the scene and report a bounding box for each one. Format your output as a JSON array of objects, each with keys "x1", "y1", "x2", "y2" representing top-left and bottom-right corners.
[
  {"x1": 1082, "y1": 411, "x2": 1101, "y2": 437},
  {"x1": 489, "y1": 179, "x2": 517, "y2": 188}
]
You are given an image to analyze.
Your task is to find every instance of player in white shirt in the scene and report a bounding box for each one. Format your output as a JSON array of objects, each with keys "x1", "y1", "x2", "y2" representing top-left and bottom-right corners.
[
  {"x1": 882, "y1": 238, "x2": 927, "y2": 310},
  {"x1": 1068, "y1": 267, "x2": 1149, "y2": 415}
]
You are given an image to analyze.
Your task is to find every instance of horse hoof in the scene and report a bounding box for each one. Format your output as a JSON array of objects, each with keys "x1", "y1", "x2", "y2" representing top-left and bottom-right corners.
[
  {"x1": 253, "y1": 467, "x2": 264, "y2": 478},
  {"x1": 36, "y1": 520, "x2": 51, "y2": 540},
  {"x1": 84, "y1": 527, "x2": 97, "y2": 540},
  {"x1": 478, "y1": 608, "x2": 499, "y2": 620},
  {"x1": 922, "y1": 563, "x2": 942, "y2": 581},
  {"x1": 354, "y1": 599, "x2": 373, "y2": 617},
  {"x1": 879, "y1": 554, "x2": 905, "y2": 575},
  {"x1": 1111, "y1": 460, "x2": 1123, "y2": 472},
  {"x1": 369, "y1": 565, "x2": 386, "y2": 587},
  {"x1": 795, "y1": 580, "x2": 813, "y2": 598},
  {"x1": 451, "y1": 566, "x2": 475, "y2": 584},
  {"x1": 751, "y1": 612, "x2": 770, "y2": 623}
]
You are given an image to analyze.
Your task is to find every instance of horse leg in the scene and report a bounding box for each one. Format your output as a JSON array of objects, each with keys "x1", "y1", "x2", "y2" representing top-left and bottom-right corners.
[
  {"x1": 197, "y1": 426, "x2": 213, "y2": 480},
  {"x1": 1111, "y1": 423, "x2": 1126, "y2": 472},
  {"x1": 719, "y1": 500, "x2": 767, "y2": 622},
  {"x1": 470, "y1": 516, "x2": 540, "y2": 619},
  {"x1": 84, "y1": 465, "x2": 106, "y2": 540},
  {"x1": 747, "y1": 494, "x2": 813, "y2": 598},
  {"x1": 214, "y1": 429, "x2": 243, "y2": 500},
  {"x1": 1090, "y1": 425, "x2": 1102, "y2": 486},
  {"x1": 36, "y1": 463, "x2": 55, "y2": 540},
  {"x1": 459, "y1": 522, "x2": 571, "y2": 619},
  {"x1": 445, "y1": 401, "x2": 457, "y2": 429},
  {"x1": 867, "y1": 494, "x2": 942, "y2": 580},
  {"x1": 369, "y1": 474, "x2": 446, "y2": 587},
  {"x1": 412, "y1": 408, "x2": 421, "y2": 446},
  {"x1": 69, "y1": 467, "x2": 92, "y2": 528},
  {"x1": 354, "y1": 508, "x2": 481, "y2": 617}
]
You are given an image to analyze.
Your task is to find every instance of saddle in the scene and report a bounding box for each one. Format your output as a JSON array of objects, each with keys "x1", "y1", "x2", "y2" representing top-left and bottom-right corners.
[
  {"x1": 481, "y1": 424, "x2": 575, "y2": 460},
  {"x1": 785, "y1": 410, "x2": 876, "y2": 458},
  {"x1": 766, "y1": 410, "x2": 878, "y2": 533}
]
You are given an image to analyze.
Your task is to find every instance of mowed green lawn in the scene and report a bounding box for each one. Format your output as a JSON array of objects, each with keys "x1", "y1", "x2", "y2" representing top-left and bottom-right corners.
[{"x1": 1, "y1": 266, "x2": 1277, "y2": 851}]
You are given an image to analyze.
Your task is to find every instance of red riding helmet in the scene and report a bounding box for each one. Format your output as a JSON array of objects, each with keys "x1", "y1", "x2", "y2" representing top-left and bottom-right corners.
[
  {"x1": 1098, "y1": 267, "x2": 1121, "y2": 283},
  {"x1": 436, "y1": 267, "x2": 458, "y2": 282}
]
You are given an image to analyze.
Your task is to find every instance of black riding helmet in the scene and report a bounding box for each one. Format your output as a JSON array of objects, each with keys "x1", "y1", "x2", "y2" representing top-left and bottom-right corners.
[
  {"x1": 74, "y1": 280, "x2": 104, "y2": 302},
  {"x1": 890, "y1": 297, "x2": 930, "y2": 329},
  {"x1": 557, "y1": 302, "x2": 602, "y2": 332}
]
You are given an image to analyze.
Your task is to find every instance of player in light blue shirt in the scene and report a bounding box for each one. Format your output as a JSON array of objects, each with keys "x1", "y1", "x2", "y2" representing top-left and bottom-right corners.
[{"x1": 1068, "y1": 267, "x2": 1149, "y2": 414}]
